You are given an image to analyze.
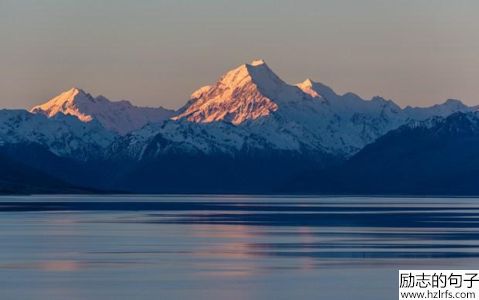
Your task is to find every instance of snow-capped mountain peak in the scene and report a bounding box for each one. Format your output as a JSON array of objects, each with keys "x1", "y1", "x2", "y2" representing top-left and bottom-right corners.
[
  {"x1": 31, "y1": 88, "x2": 175, "y2": 134},
  {"x1": 31, "y1": 87, "x2": 96, "y2": 122},
  {"x1": 173, "y1": 60, "x2": 291, "y2": 125},
  {"x1": 296, "y1": 79, "x2": 337, "y2": 100},
  {"x1": 217, "y1": 59, "x2": 289, "y2": 98},
  {"x1": 297, "y1": 79, "x2": 323, "y2": 99}
]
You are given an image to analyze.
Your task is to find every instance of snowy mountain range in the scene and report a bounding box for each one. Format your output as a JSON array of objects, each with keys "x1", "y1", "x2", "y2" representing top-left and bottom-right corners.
[
  {"x1": 0, "y1": 59, "x2": 477, "y2": 193},
  {"x1": 114, "y1": 59, "x2": 474, "y2": 159}
]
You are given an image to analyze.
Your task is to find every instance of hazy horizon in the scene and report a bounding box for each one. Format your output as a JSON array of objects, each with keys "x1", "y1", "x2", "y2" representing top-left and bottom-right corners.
[{"x1": 1, "y1": 0, "x2": 478, "y2": 110}]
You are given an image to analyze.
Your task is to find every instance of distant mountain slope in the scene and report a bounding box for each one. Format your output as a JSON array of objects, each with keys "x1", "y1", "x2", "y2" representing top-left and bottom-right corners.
[
  {"x1": 31, "y1": 88, "x2": 175, "y2": 134},
  {"x1": 0, "y1": 151, "x2": 89, "y2": 194},
  {"x1": 288, "y1": 112, "x2": 479, "y2": 195},
  {"x1": 0, "y1": 143, "x2": 120, "y2": 191},
  {"x1": 109, "y1": 150, "x2": 339, "y2": 194}
]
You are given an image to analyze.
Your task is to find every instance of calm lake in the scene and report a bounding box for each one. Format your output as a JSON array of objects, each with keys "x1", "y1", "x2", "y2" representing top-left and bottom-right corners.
[{"x1": 1, "y1": 195, "x2": 478, "y2": 300}]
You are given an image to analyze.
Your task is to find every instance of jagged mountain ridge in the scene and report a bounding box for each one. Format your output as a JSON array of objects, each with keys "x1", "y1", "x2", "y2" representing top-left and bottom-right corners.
[
  {"x1": 116, "y1": 60, "x2": 474, "y2": 160},
  {"x1": 31, "y1": 87, "x2": 175, "y2": 135}
]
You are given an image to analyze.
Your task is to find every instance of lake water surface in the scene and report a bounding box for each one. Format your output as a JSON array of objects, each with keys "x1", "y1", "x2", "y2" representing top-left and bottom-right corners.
[{"x1": 1, "y1": 195, "x2": 478, "y2": 300}]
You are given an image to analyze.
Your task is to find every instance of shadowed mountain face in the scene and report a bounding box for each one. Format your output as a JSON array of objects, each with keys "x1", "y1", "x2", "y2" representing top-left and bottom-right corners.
[
  {"x1": 111, "y1": 151, "x2": 342, "y2": 194},
  {"x1": 287, "y1": 112, "x2": 479, "y2": 195},
  {"x1": 0, "y1": 143, "x2": 119, "y2": 192},
  {"x1": 0, "y1": 148, "x2": 91, "y2": 194},
  {"x1": 0, "y1": 60, "x2": 477, "y2": 194}
]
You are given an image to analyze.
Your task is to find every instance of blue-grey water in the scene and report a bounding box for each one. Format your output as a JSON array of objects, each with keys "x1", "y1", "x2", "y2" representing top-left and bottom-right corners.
[{"x1": 1, "y1": 195, "x2": 478, "y2": 300}]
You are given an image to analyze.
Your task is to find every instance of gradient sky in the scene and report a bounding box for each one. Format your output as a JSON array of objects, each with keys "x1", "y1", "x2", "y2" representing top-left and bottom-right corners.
[{"x1": 1, "y1": 0, "x2": 478, "y2": 109}]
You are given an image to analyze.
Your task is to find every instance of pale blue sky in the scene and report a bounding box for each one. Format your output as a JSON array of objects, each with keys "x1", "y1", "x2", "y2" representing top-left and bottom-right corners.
[{"x1": 1, "y1": 0, "x2": 478, "y2": 109}]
